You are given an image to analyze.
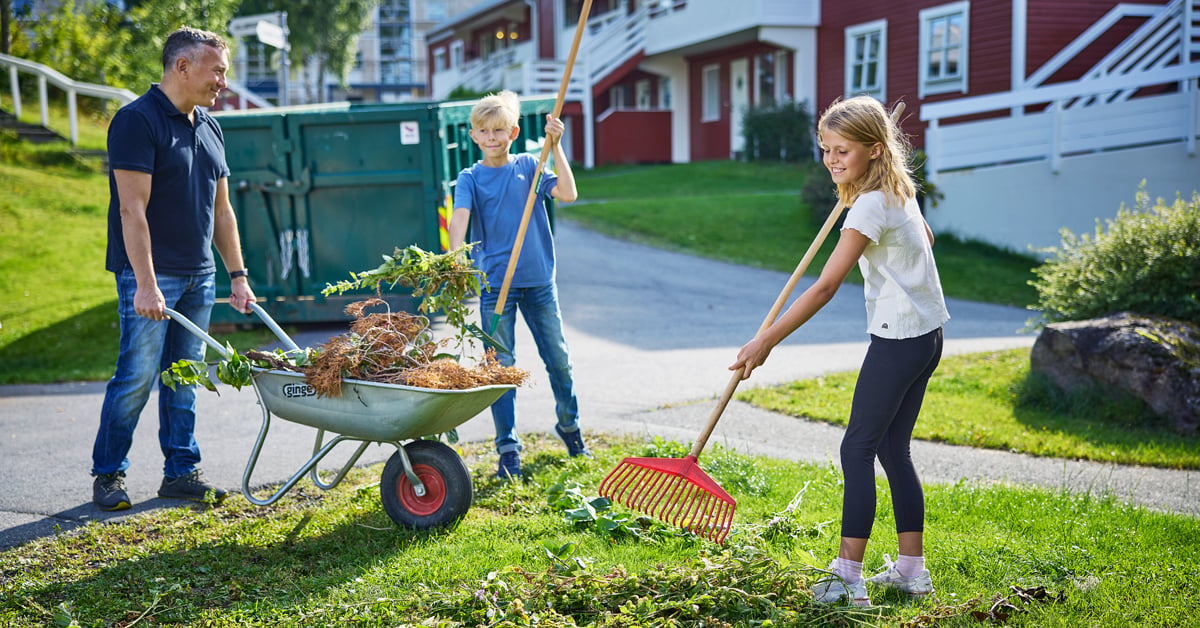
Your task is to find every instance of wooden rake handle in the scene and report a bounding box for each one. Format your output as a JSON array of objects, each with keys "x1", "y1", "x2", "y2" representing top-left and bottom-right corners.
[
  {"x1": 491, "y1": 0, "x2": 594, "y2": 324},
  {"x1": 687, "y1": 101, "x2": 906, "y2": 459}
]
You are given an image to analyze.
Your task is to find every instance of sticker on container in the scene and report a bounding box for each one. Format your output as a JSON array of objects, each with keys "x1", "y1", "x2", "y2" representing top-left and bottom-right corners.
[{"x1": 400, "y1": 121, "x2": 420, "y2": 145}]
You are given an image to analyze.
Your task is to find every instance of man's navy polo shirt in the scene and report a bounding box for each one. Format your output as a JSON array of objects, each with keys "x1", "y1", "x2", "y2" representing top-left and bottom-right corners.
[{"x1": 105, "y1": 84, "x2": 231, "y2": 275}]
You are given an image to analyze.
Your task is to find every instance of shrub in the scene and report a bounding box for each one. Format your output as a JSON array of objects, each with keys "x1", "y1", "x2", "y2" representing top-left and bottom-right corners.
[
  {"x1": 1029, "y1": 187, "x2": 1200, "y2": 327},
  {"x1": 741, "y1": 100, "x2": 813, "y2": 163}
]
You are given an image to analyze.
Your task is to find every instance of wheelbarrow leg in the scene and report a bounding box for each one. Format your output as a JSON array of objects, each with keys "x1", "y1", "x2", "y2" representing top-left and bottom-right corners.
[
  {"x1": 241, "y1": 384, "x2": 362, "y2": 506},
  {"x1": 307, "y1": 428, "x2": 371, "y2": 491}
]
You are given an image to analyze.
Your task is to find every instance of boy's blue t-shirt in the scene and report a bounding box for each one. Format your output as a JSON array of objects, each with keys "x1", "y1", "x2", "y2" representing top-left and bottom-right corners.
[{"x1": 454, "y1": 153, "x2": 558, "y2": 289}]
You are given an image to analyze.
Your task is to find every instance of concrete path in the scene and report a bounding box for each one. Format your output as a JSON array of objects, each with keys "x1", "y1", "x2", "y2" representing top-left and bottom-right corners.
[{"x1": 2, "y1": 220, "x2": 1195, "y2": 551}]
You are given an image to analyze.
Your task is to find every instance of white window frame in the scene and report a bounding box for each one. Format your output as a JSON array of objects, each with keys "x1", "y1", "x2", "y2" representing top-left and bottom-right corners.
[
  {"x1": 701, "y1": 64, "x2": 720, "y2": 122},
  {"x1": 775, "y1": 50, "x2": 789, "y2": 102},
  {"x1": 610, "y1": 84, "x2": 626, "y2": 110},
  {"x1": 450, "y1": 41, "x2": 464, "y2": 67},
  {"x1": 919, "y1": 1, "x2": 969, "y2": 98},
  {"x1": 433, "y1": 48, "x2": 447, "y2": 72},
  {"x1": 635, "y1": 79, "x2": 652, "y2": 109},
  {"x1": 845, "y1": 19, "x2": 887, "y2": 101},
  {"x1": 659, "y1": 76, "x2": 672, "y2": 109}
]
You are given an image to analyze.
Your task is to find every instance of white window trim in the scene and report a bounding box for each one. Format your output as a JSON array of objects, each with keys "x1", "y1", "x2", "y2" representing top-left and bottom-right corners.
[
  {"x1": 635, "y1": 79, "x2": 652, "y2": 110},
  {"x1": 845, "y1": 19, "x2": 887, "y2": 101},
  {"x1": 610, "y1": 84, "x2": 626, "y2": 110},
  {"x1": 701, "y1": 64, "x2": 720, "y2": 122},
  {"x1": 919, "y1": 1, "x2": 970, "y2": 98},
  {"x1": 775, "y1": 50, "x2": 789, "y2": 102},
  {"x1": 450, "y1": 41, "x2": 464, "y2": 67}
]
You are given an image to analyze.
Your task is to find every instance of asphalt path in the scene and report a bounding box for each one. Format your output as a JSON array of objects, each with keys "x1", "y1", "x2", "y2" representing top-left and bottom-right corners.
[{"x1": 2, "y1": 220, "x2": 1195, "y2": 551}]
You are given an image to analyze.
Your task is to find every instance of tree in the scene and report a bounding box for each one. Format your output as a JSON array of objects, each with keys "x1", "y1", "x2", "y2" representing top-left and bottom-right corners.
[
  {"x1": 8, "y1": 0, "x2": 239, "y2": 95},
  {"x1": 8, "y1": 0, "x2": 130, "y2": 110},
  {"x1": 122, "y1": 0, "x2": 241, "y2": 90},
  {"x1": 237, "y1": 0, "x2": 377, "y2": 102},
  {"x1": 2, "y1": 0, "x2": 11, "y2": 55}
]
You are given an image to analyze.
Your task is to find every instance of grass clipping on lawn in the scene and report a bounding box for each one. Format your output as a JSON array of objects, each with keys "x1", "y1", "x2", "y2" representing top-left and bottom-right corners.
[{"x1": 304, "y1": 298, "x2": 527, "y2": 397}]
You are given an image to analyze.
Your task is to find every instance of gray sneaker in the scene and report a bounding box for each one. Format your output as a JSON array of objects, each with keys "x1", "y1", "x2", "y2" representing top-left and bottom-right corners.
[
  {"x1": 812, "y1": 559, "x2": 872, "y2": 606},
  {"x1": 866, "y1": 555, "x2": 934, "y2": 597},
  {"x1": 93, "y1": 472, "x2": 131, "y2": 511},
  {"x1": 158, "y1": 469, "x2": 228, "y2": 504}
]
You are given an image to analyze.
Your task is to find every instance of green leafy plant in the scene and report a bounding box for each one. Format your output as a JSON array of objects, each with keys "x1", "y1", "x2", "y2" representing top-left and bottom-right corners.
[
  {"x1": 1030, "y1": 187, "x2": 1200, "y2": 327},
  {"x1": 323, "y1": 243, "x2": 492, "y2": 348},
  {"x1": 161, "y1": 244, "x2": 494, "y2": 394}
]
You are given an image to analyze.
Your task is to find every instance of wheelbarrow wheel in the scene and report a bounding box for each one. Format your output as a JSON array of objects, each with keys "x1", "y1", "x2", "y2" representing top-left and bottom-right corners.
[{"x1": 381, "y1": 440, "x2": 472, "y2": 530}]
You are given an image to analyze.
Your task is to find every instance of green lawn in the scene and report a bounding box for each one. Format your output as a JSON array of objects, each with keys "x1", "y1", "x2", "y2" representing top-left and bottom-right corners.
[
  {"x1": 1, "y1": 435, "x2": 1196, "y2": 627},
  {"x1": 740, "y1": 347, "x2": 1200, "y2": 470},
  {"x1": 570, "y1": 163, "x2": 1040, "y2": 307},
  {"x1": 0, "y1": 135, "x2": 275, "y2": 384}
]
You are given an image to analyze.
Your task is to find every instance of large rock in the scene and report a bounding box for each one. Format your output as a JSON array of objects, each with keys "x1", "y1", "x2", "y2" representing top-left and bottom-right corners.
[{"x1": 1030, "y1": 312, "x2": 1200, "y2": 435}]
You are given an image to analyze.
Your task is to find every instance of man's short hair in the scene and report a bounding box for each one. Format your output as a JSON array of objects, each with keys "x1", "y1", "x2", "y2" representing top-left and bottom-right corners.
[{"x1": 162, "y1": 27, "x2": 228, "y2": 71}]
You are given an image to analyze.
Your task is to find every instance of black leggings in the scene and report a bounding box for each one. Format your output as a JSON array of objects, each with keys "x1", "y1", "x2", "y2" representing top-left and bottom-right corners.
[{"x1": 840, "y1": 327, "x2": 943, "y2": 539}]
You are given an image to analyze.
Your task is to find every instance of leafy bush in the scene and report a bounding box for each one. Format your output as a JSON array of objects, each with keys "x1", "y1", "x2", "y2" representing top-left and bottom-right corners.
[
  {"x1": 741, "y1": 100, "x2": 813, "y2": 163},
  {"x1": 1030, "y1": 188, "x2": 1200, "y2": 327}
]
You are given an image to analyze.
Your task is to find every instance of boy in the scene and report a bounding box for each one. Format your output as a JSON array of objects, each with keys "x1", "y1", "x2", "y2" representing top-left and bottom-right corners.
[{"x1": 448, "y1": 90, "x2": 589, "y2": 479}]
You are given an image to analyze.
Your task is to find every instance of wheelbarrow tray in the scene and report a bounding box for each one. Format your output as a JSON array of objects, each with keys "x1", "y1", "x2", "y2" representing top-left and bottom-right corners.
[{"x1": 251, "y1": 369, "x2": 513, "y2": 442}]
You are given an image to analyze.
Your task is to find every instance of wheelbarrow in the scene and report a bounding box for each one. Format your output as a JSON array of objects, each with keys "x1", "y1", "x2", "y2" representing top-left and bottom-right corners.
[{"x1": 163, "y1": 302, "x2": 513, "y2": 530}]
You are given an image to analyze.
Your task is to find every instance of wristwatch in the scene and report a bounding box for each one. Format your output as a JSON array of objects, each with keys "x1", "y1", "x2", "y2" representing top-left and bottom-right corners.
[{"x1": 229, "y1": 269, "x2": 248, "y2": 279}]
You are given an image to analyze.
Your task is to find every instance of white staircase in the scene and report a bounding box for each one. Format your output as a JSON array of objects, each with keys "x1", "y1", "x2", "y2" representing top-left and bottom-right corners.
[{"x1": 921, "y1": 0, "x2": 1200, "y2": 177}]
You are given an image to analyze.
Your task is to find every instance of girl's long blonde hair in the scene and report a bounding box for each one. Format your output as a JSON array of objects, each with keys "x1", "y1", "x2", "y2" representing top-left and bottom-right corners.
[{"x1": 818, "y1": 96, "x2": 915, "y2": 207}]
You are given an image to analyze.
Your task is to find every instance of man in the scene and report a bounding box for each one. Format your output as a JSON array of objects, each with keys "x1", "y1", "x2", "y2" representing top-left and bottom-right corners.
[{"x1": 92, "y1": 27, "x2": 255, "y2": 511}]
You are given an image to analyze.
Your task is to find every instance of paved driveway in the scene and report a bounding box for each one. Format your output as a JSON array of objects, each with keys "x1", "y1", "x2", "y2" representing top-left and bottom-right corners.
[{"x1": 2, "y1": 220, "x2": 1193, "y2": 550}]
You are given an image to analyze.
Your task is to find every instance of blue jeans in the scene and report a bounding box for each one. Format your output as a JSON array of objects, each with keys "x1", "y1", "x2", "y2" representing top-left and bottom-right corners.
[
  {"x1": 480, "y1": 283, "x2": 580, "y2": 455},
  {"x1": 92, "y1": 269, "x2": 215, "y2": 479}
]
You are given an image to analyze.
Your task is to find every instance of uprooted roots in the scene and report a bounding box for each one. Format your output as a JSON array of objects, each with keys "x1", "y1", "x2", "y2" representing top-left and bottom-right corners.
[{"x1": 303, "y1": 298, "x2": 527, "y2": 397}]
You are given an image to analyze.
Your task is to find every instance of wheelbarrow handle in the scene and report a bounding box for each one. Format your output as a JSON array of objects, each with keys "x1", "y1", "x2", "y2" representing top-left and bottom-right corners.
[
  {"x1": 246, "y1": 302, "x2": 302, "y2": 353},
  {"x1": 163, "y1": 302, "x2": 302, "y2": 359},
  {"x1": 163, "y1": 308, "x2": 233, "y2": 359}
]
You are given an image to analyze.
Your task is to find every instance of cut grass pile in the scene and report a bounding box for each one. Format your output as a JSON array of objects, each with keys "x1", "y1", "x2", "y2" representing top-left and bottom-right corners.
[{"x1": 1, "y1": 434, "x2": 1196, "y2": 627}]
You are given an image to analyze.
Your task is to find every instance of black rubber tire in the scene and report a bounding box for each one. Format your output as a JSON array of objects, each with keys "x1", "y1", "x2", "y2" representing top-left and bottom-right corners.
[{"x1": 380, "y1": 440, "x2": 473, "y2": 529}]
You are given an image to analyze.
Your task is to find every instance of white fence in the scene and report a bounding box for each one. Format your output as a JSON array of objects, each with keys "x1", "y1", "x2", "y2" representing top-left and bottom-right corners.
[
  {"x1": 0, "y1": 52, "x2": 137, "y2": 146},
  {"x1": 0, "y1": 53, "x2": 273, "y2": 145},
  {"x1": 921, "y1": 63, "x2": 1200, "y2": 179}
]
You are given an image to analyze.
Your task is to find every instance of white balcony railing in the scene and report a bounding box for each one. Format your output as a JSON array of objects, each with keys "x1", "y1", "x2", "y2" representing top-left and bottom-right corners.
[
  {"x1": 922, "y1": 0, "x2": 1200, "y2": 178},
  {"x1": 921, "y1": 63, "x2": 1200, "y2": 178}
]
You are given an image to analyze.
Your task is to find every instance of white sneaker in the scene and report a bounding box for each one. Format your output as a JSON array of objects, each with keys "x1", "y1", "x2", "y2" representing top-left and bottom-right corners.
[
  {"x1": 812, "y1": 560, "x2": 872, "y2": 606},
  {"x1": 866, "y1": 555, "x2": 934, "y2": 597}
]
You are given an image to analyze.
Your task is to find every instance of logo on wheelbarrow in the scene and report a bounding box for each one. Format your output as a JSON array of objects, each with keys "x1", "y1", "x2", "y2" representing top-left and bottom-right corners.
[{"x1": 282, "y1": 382, "x2": 317, "y2": 398}]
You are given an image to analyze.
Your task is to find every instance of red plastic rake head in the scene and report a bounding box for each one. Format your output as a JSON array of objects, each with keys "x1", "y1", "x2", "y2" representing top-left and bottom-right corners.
[{"x1": 599, "y1": 455, "x2": 735, "y2": 543}]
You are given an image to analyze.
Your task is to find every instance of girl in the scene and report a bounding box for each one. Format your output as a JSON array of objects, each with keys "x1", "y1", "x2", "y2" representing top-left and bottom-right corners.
[{"x1": 730, "y1": 96, "x2": 950, "y2": 606}]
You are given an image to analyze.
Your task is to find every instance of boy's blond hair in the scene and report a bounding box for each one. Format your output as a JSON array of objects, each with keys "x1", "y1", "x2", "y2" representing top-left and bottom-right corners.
[
  {"x1": 817, "y1": 96, "x2": 916, "y2": 208},
  {"x1": 470, "y1": 90, "x2": 522, "y2": 129}
]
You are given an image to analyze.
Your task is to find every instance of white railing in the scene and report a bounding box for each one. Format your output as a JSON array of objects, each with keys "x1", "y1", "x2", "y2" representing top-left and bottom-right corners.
[
  {"x1": 577, "y1": 3, "x2": 648, "y2": 86},
  {"x1": 0, "y1": 52, "x2": 137, "y2": 145},
  {"x1": 223, "y1": 79, "x2": 275, "y2": 110},
  {"x1": 921, "y1": 62, "x2": 1200, "y2": 178}
]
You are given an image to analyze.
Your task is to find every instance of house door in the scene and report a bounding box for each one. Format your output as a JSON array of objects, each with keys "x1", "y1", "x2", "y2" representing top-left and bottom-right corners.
[{"x1": 729, "y1": 58, "x2": 748, "y2": 158}]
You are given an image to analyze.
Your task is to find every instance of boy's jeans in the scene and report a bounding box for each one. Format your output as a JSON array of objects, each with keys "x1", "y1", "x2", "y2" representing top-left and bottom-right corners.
[
  {"x1": 480, "y1": 282, "x2": 580, "y2": 455},
  {"x1": 92, "y1": 269, "x2": 215, "y2": 478}
]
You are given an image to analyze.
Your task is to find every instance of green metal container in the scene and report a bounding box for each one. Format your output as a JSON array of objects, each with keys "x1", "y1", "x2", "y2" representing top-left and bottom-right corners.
[{"x1": 210, "y1": 96, "x2": 556, "y2": 324}]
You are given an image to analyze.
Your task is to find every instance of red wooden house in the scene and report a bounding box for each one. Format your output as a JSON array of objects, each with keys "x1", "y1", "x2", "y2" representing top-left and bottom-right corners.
[{"x1": 428, "y1": 0, "x2": 1200, "y2": 251}]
